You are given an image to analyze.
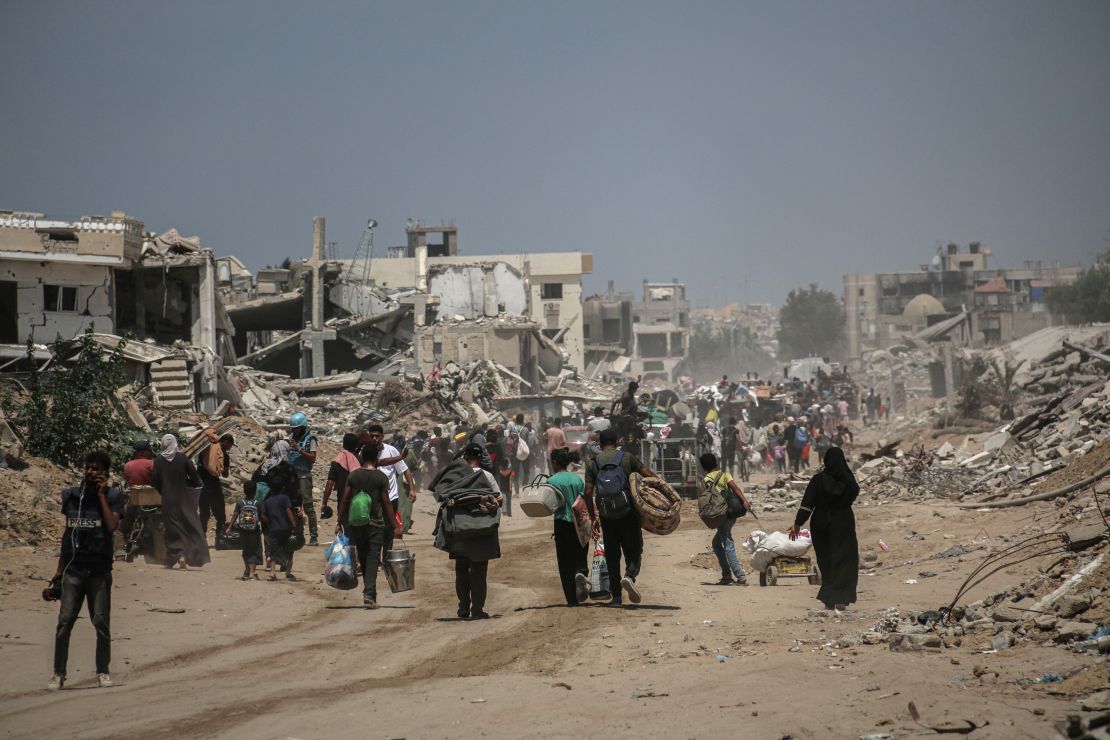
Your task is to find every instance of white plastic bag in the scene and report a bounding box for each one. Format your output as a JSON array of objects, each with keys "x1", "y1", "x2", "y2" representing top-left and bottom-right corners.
[
  {"x1": 589, "y1": 542, "x2": 610, "y2": 599},
  {"x1": 741, "y1": 529, "x2": 812, "y2": 573},
  {"x1": 515, "y1": 435, "x2": 530, "y2": 461}
]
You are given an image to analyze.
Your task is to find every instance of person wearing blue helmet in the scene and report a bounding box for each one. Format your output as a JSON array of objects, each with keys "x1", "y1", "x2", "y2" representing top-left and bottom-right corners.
[{"x1": 288, "y1": 412, "x2": 319, "y2": 546}]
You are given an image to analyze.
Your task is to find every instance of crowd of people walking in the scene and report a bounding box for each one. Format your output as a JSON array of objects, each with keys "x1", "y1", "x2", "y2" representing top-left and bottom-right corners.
[{"x1": 47, "y1": 381, "x2": 862, "y2": 690}]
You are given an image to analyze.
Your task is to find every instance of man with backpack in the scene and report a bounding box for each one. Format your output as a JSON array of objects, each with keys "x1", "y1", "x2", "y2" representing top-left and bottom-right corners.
[
  {"x1": 784, "y1": 416, "x2": 807, "y2": 475},
  {"x1": 698, "y1": 453, "x2": 750, "y2": 585},
  {"x1": 584, "y1": 429, "x2": 658, "y2": 607}
]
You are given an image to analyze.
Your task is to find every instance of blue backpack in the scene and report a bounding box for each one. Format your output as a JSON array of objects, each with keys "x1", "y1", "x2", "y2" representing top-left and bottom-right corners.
[
  {"x1": 794, "y1": 426, "x2": 808, "y2": 446},
  {"x1": 595, "y1": 451, "x2": 632, "y2": 520}
]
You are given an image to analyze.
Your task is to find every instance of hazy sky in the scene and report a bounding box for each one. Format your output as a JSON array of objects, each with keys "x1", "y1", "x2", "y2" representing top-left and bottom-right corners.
[{"x1": 2, "y1": 1, "x2": 1108, "y2": 306}]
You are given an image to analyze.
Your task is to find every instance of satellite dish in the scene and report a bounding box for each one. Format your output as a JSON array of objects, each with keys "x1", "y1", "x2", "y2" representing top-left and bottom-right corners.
[{"x1": 931, "y1": 255, "x2": 942, "y2": 269}]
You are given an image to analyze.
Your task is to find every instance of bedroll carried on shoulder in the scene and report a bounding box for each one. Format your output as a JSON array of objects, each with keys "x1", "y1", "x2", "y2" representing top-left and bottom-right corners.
[{"x1": 629, "y1": 473, "x2": 681, "y2": 536}]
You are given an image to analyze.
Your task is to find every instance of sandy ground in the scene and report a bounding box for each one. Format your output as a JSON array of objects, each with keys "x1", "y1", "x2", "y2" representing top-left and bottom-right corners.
[{"x1": 0, "y1": 470, "x2": 1105, "y2": 740}]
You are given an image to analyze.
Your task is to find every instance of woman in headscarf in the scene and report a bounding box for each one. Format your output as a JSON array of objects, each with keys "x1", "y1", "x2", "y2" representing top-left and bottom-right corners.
[
  {"x1": 152, "y1": 434, "x2": 211, "y2": 569},
  {"x1": 788, "y1": 447, "x2": 860, "y2": 610}
]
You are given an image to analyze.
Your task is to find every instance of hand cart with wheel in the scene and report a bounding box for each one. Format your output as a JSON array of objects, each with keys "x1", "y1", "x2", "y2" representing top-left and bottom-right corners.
[{"x1": 758, "y1": 555, "x2": 821, "y2": 587}]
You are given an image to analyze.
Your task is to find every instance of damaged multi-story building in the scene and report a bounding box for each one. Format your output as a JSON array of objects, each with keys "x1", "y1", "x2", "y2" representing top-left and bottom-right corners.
[
  {"x1": 582, "y1": 282, "x2": 635, "y2": 378},
  {"x1": 1, "y1": 208, "x2": 598, "y2": 417},
  {"x1": 844, "y1": 242, "x2": 1082, "y2": 357},
  {"x1": 359, "y1": 223, "x2": 593, "y2": 372},
  {"x1": 0, "y1": 210, "x2": 232, "y2": 349},
  {"x1": 630, "y1": 280, "x2": 690, "y2": 383},
  {"x1": 0, "y1": 209, "x2": 236, "y2": 412},
  {"x1": 581, "y1": 279, "x2": 692, "y2": 383}
]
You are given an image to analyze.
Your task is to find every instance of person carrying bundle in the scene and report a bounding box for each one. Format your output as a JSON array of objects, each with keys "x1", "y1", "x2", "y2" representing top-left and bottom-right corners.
[
  {"x1": 430, "y1": 444, "x2": 504, "y2": 620},
  {"x1": 584, "y1": 429, "x2": 657, "y2": 607}
]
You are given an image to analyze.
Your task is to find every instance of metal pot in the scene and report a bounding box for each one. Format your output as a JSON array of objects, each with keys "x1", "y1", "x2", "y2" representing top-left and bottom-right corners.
[{"x1": 383, "y1": 546, "x2": 416, "y2": 593}]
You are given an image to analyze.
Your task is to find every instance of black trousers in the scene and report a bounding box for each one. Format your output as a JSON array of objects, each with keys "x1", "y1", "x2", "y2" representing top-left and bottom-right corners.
[
  {"x1": 198, "y1": 476, "x2": 226, "y2": 534},
  {"x1": 788, "y1": 448, "x2": 802, "y2": 473},
  {"x1": 347, "y1": 524, "x2": 390, "y2": 599},
  {"x1": 266, "y1": 529, "x2": 292, "y2": 569},
  {"x1": 554, "y1": 519, "x2": 588, "y2": 605},
  {"x1": 455, "y1": 557, "x2": 489, "y2": 614},
  {"x1": 600, "y1": 511, "x2": 642, "y2": 588},
  {"x1": 54, "y1": 570, "x2": 112, "y2": 676}
]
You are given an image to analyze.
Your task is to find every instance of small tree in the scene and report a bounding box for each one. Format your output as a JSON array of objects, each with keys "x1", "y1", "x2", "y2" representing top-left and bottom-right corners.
[
  {"x1": 986, "y1": 356, "x2": 1023, "y2": 420},
  {"x1": 777, "y1": 284, "x2": 846, "y2": 360},
  {"x1": 1046, "y1": 249, "x2": 1110, "y2": 323},
  {"x1": 2, "y1": 327, "x2": 135, "y2": 468},
  {"x1": 956, "y1": 356, "x2": 991, "y2": 418}
]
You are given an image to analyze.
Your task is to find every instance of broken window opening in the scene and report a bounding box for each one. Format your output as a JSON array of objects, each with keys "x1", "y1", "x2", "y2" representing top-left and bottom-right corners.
[
  {"x1": 637, "y1": 333, "x2": 668, "y2": 358},
  {"x1": 44, "y1": 284, "x2": 78, "y2": 313}
]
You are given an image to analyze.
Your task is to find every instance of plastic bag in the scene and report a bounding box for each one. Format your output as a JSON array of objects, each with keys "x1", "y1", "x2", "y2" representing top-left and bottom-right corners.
[
  {"x1": 589, "y1": 542, "x2": 610, "y2": 599},
  {"x1": 741, "y1": 529, "x2": 812, "y2": 573},
  {"x1": 324, "y1": 533, "x2": 358, "y2": 590}
]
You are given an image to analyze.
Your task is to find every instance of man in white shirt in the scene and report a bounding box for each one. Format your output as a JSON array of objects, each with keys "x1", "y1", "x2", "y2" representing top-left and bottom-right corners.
[
  {"x1": 366, "y1": 424, "x2": 414, "y2": 509},
  {"x1": 586, "y1": 406, "x2": 611, "y2": 434}
]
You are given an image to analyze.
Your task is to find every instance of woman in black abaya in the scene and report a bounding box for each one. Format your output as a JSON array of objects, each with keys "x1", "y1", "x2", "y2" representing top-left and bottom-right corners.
[{"x1": 788, "y1": 446, "x2": 859, "y2": 610}]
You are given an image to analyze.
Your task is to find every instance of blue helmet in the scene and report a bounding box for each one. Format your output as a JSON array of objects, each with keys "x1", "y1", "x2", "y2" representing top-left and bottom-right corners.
[{"x1": 290, "y1": 412, "x2": 308, "y2": 428}]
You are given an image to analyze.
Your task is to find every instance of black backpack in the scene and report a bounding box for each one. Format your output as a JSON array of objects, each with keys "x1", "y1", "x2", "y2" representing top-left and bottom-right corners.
[{"x1": 594, "y1": 451, "x2": 632, "y2": 520}]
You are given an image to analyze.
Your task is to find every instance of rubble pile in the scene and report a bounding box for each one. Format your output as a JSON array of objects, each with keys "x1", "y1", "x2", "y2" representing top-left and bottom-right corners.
[
  {"x1": 841, "y1": 333, "x2": 1110, "y2": 508},
  {"x1": 855, "y1": 444, "x2": 982, "y2": 501},
  {"x1": 878, "y1": 526, "x2": 1109, "y2": 660},
  {"x1": 855, "y1": 346, "x2": 936, "y2": 407},
  {"x1": 947, "y1": 340, "x2": 1110, "y2": 506}
]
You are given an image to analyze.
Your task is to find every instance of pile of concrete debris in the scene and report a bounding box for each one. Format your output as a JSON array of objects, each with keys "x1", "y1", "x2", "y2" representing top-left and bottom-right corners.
[
  {"x1": 948, "y1": 340, "x2": 1110, "y2": 507},
  {"x1": 876, "y1": 523, "x2": 1109, "y2": 661},
  {"x1": 841, "y1": 332, "x2": 1110, "y2": 507}
]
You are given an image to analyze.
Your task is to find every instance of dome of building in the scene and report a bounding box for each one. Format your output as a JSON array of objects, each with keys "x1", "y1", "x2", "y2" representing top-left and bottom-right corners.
[{"x1": 902, "y1": 293, "x2": 946, "y2": 319}]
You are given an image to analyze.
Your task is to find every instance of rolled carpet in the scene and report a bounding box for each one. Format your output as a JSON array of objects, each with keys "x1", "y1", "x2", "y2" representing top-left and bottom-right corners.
[{"x1": 630, "y1": 473, "x2": 682, "y2": 535}]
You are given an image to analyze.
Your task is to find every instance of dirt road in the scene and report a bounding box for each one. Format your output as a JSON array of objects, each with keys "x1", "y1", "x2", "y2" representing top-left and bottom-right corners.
[{"x1": 0, "y1": 473, "x2": 1103, "y2": 739}]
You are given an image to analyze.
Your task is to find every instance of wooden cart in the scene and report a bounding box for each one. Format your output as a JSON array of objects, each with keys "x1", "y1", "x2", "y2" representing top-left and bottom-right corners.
[{"x1": 759, "y1": 555, "x2": 821, "y2": 587}]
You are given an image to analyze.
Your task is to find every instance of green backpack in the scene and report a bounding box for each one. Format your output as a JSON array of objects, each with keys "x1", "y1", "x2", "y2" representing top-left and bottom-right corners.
[{"x1": 348, "y1": 491, "x2": 372, "y2": 526}]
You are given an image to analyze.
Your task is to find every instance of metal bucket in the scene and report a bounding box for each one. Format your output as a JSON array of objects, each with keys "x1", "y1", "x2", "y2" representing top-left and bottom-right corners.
[{"x1": 383, "y1": 546, "x2": 416, "y2": 593}]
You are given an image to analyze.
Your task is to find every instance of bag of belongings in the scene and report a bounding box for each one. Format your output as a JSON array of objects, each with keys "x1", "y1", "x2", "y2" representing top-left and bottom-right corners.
[
  {"x1": 741, "y1": 529, "x2": 812, "y2": 573},
  {"x1": 518, "y1": 475, "x2": 564, "y2": 517},
  {"x1": 324, "y1": 533, "x2": 358, "y2": 590}
]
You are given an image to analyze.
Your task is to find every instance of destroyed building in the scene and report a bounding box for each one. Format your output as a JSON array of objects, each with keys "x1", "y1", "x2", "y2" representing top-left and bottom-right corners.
[
  {"x1": 0, "y1": 211, "x2": 230, "y2": 350},
  {"x1": 844, "y1": 242, "x2": 1081, "y2": 358},
  {"x1": 629, "y1": 280, "x2": 690, "y2": 383},
  {"x1": 355, "y1": 223, "x2": 593, "y2": 371},
  {"x1": 582, "y1": 281, "x2": 634, "y2": 378},
  {"x1": 0, "y1": 210, "x2": 237, "y2": 413}
]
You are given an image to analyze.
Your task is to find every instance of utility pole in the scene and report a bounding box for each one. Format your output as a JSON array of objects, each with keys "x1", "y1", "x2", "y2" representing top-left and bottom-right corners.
[{"x1": 300, "y1": 216, "x2": 336, "y2": 378}]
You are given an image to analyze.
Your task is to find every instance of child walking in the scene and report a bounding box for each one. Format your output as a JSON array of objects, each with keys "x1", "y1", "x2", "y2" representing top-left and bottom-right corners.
[
  {"x1": 261, "y1": 487, "x2": 296, "y2": 581},
  {"x1": 227, "y1": 481, "x2": 264, "y2": 580}
]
